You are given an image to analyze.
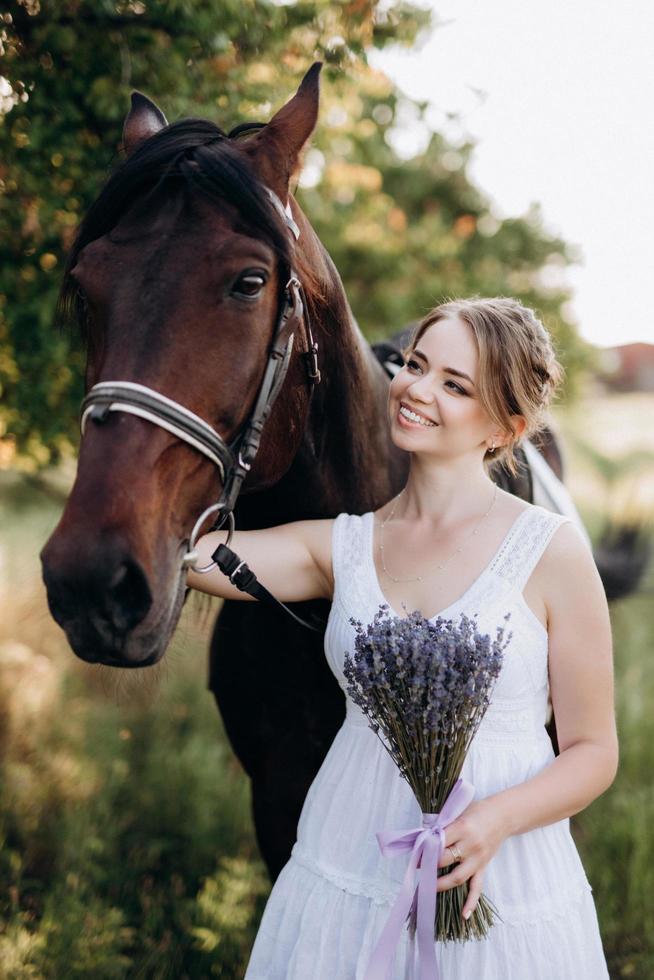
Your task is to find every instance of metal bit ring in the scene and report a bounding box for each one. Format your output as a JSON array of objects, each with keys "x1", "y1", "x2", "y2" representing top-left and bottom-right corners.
[{"x1": 182, "y1": 504, "x2": 235, "y2": 573}]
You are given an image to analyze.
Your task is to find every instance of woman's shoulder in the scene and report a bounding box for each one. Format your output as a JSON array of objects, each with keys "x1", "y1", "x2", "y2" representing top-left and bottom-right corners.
[
  {"x1": 331, "y1": 512, "x2": 371, "y2": 556},
  {"x1": 296, "y1": 513, "x2": 369, "y2": 559},
  {"x1": 532, "y1": 511, "x2": 607, "y2": 630},
  {"x1": 518, "y1": 503, "x2": 595, "y2": 589},
  {"x1": 333, "y1": 511, "x2": 371, "y2": 527},
  {"x1": 502, "y1": 495, "x2": 584, "y2": 538},
  {"x1": 490, "y1": 495, "x2": 592, "y2": 592},
  {"x1": 518, "y1": 500, "x2": 590, "y2": 548},
  {"x1": 296, "y1": 511, "x2": 369, "y2": 545}
]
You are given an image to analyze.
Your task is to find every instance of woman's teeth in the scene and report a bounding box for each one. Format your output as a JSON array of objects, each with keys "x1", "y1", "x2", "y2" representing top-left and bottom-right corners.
[{"x1": 399, "y1": 405, "x2": 436, "y2": 427}]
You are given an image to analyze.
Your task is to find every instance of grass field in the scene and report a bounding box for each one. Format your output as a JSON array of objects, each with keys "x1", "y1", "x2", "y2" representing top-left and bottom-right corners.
[{"x1": 0, "y1": 390, "x2": 652, "y2": 978}]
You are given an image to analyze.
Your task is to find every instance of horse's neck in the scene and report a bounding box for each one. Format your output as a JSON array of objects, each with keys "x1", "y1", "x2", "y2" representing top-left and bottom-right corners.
[
  {"x1": 311, "y1": 300, "x2": 403, "y2": 509},
  {"x1": 237, "y1": 224, "x2": 406, "y2": 527}
]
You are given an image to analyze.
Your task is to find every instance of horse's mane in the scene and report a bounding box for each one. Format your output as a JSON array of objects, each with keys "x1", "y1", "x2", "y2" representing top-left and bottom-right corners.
[{"x1": 57, "y1": 117, "x2": 304, "y2": 342}]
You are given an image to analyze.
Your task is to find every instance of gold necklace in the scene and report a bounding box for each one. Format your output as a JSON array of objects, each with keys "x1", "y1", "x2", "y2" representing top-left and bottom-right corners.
[{"x1": 379, "y1": 483, "x2": 499, "y2": 584}]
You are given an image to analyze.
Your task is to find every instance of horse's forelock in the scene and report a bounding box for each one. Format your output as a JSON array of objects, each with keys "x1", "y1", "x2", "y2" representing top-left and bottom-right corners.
[{"x1": 56, "y1": 117, "x2": 296, "y2": 340}]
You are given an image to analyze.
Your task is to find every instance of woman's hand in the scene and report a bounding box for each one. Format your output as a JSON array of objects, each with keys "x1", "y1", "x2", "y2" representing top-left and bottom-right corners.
[{"x1": 436, "y1": 795, "x2": 509, "y2": 920}]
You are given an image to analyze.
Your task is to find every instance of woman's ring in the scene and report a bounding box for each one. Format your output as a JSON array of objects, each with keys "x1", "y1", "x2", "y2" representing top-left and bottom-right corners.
[{"x1": 448, "y1": 844, "x2": 462, "y2": 863}]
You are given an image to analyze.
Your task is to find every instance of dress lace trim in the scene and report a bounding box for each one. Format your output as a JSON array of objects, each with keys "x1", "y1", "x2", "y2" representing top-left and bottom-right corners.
[
  {"x1": 290, "y1": 845, "x2": 594, "y2": 926},
  {"x1": 291, "y1": 844, "x2": 397, "y2": 907},
  {"x1": 490, "y1": 506, "x2": 572, "y2": 590}
]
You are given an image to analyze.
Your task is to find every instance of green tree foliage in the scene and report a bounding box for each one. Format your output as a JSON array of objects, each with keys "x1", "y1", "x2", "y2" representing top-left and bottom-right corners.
[{"x1": 0, "y1": 0, "x2": 587, "y2": 469}]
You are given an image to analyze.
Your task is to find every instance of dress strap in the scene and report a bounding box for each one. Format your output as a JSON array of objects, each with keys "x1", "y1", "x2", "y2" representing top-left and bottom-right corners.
[
  {"x1": 331, "y1": 512, "x2": 368, "y2": 618},
  {"x1": 490, "y1": 506, "x2": 574, "y2": 592}
]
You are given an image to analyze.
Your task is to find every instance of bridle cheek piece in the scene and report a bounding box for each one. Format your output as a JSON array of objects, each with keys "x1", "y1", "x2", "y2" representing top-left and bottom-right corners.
[{"x1": 79, "y1": 192, "x2": 321, "y2": 599}]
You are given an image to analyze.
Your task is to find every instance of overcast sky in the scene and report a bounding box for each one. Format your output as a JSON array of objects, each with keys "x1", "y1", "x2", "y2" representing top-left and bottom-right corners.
[{"x1": 371, "y1": 0, "x2": 654, "y2": 349}]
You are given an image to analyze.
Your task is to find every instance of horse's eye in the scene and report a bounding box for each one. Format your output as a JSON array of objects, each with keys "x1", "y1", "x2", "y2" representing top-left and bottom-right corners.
[{"x1": 232, "y1": 272, "x2": 267, "y2": 299}]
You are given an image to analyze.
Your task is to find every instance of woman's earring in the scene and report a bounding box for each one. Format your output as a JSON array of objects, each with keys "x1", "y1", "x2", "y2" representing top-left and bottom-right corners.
[{"x1": 489, "y1": 442, "x2": 496, "y2": 453}]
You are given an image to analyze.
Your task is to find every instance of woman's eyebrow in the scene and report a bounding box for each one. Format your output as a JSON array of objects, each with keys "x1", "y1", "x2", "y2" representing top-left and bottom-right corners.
[
  {"x1": 444, "y1": 367, "x2": 475, "y2": 387},
  {"x1": 413, "y1": 349, "x2": 475, "y2": 387}
]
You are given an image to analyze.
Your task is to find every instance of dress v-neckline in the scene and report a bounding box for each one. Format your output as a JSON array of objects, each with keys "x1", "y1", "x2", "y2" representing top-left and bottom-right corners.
[{"x1": 365, "y1": 506, "x2": 531, "y2": 622}]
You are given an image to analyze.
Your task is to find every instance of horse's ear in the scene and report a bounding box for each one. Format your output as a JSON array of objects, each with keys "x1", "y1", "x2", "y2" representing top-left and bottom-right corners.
[
  {"x1": 251, "y1": 62, "x2": 322, "y2": 197},
  {"x1": 122, "y1": 92, "x2": 168, "y2": 156}
]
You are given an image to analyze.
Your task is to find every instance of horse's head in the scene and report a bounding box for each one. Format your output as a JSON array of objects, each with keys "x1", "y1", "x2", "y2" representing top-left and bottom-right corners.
[{"x1": 41, "y1": 64, "x2": 324, "y2": 667}]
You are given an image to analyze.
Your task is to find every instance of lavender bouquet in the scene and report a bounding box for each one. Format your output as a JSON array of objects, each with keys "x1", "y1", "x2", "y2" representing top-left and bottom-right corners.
[{"x1": 343, "y1": 606, "x2": 511, "y2": 944}]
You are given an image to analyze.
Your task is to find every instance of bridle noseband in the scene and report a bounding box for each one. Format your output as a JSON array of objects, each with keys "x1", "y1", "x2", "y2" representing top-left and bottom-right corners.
[{"x1": 79, "y1": 190, "x2": 320, "y2": 577}]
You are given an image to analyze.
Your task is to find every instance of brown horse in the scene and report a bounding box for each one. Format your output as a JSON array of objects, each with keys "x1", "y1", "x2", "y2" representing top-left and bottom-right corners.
[
  {"x1": 41, "y1": 64, "x2": 407, "y2": 870},
  {"x1": 40, "y1": 65, "x2": 646, "y2": 880}
]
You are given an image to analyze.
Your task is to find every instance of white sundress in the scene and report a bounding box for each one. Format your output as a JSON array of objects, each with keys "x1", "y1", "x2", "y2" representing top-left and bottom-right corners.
[{"x1": 244, "y1": 504, "x2": 610, "y2": 979}]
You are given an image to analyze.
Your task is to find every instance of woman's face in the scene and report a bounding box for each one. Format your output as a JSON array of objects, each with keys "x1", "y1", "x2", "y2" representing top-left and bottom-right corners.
[{"x1": 388, "y1": 315, "x2": 498, "y2": 461}]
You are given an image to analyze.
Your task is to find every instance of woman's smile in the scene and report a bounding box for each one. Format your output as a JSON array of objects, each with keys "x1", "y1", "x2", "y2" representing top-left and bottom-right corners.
[{"x1": 397, "y1": 401, "x2": 438, "y2": 428}]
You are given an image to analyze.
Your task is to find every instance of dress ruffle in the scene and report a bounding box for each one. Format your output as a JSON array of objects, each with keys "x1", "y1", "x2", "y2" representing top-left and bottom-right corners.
[{"x1": 246, "y1": 852, "x2": 606, "y2": 980}]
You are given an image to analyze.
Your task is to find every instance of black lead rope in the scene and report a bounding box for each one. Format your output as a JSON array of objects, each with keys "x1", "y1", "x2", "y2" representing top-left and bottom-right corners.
[{"x1": 211, "y1": 542, "x2": 324, "y2": 631}]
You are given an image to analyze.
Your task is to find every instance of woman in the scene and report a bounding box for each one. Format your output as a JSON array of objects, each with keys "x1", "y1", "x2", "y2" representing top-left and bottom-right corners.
[{"x1": 187, "y1": 297, "x2": 617, "y2": 978}]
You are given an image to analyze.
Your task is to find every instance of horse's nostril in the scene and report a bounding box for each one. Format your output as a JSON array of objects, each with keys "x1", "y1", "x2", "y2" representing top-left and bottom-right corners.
[
  {"x1": 108, "y1": 563, "x2": 129, "y2": 591},
  {"x1": 104, "y1": 559, "x2": 153, "y2": 632},
  {"x1": 42, "y1": 532, "x2": 154, "y2": 645}
]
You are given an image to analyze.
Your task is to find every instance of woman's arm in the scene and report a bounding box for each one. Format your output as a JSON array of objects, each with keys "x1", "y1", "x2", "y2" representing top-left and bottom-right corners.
[
  {"x1": 489, "y1": 520, "x2": 618, "y2": 832},
  {"x1": 437, "y1": 520, "x2": 618, "y2": 917},
  {"x1": 186, "y1": 518, "x2": 335, "y2": 604}
]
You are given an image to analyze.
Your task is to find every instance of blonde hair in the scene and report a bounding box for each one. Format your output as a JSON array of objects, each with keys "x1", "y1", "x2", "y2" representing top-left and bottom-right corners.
[{"x1": 406, "y1": 297, "x2": 564, "y2": 475}]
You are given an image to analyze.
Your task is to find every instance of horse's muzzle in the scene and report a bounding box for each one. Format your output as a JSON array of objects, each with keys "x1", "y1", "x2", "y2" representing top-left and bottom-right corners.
[{"x1": 40, "y1": 530, "x2": 161, "y2": 667}]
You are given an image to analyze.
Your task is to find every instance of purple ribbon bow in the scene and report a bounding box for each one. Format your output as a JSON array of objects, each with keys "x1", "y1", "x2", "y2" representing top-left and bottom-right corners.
[{"x1": 363, "y1": 777, "x2": 475, "y2": 980}]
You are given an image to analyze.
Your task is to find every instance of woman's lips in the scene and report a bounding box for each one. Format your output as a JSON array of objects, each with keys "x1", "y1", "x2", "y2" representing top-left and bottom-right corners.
[{"x1": 398, "y1": 402, "x2": 438, "y2": 428}]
